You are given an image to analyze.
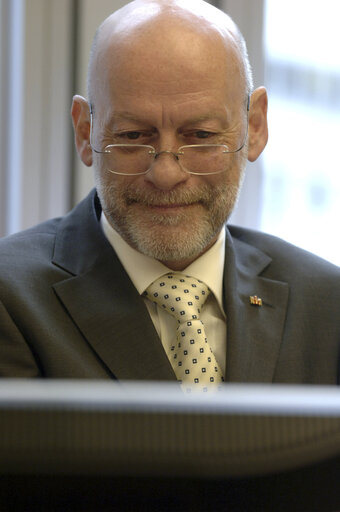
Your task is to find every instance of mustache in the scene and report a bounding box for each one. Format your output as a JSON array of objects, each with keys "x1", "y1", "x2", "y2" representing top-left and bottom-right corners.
[{"x1": 122, "y1": 185, "x2": 217, "y2": 207}]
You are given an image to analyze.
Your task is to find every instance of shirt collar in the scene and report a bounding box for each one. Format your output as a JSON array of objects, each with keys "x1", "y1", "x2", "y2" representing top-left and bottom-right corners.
[{"x1": 100, "y1": 213, "x2": 226, "y2": 316}]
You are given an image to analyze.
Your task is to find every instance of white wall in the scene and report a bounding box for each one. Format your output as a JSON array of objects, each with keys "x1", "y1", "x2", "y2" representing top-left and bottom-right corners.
[{"x1": 0, "y1": 0, "x2": 74, "y2": 236}]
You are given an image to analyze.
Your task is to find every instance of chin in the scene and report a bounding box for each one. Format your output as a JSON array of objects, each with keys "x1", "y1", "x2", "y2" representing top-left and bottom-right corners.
[{"x1": 124, "y1": 217, "x2": 223, "y2": 263}]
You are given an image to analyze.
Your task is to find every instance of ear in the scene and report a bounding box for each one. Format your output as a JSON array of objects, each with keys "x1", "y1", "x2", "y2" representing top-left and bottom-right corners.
[
  {"x1": 71, "y1": 95, "x2": 93, "y2": 167},
  {"x1": 247, "y1": 87, "x2": 268, "y2": 162}
]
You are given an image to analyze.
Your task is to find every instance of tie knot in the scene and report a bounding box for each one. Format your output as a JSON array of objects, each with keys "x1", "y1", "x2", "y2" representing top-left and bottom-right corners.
[{"x1": 144, "y1": 273, "x2": 210, "y2": 322}]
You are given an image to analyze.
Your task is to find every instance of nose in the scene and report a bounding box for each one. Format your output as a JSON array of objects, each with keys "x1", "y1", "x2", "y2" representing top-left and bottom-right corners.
[{"x1": 144, "y1": 150, "x2": 190, "y2": 191}]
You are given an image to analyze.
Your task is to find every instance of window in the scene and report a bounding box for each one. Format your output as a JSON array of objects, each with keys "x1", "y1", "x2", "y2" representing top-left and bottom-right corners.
[{"x1": 261, "y1": 0, "x2": 340, "y2": 266}]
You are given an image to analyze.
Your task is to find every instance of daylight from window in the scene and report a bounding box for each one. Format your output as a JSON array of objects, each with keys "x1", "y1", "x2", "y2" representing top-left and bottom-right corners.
[{"x1": 261, "y1": 0, "x2": 340, "y2": 266}]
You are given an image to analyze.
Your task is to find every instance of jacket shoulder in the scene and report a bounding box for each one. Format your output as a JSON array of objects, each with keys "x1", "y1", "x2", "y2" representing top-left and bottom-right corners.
[
  {"x1": 0, "y1": 218, "x2": 61, "y2": 262},
  {"x1": 228, "y1": 225, "x2": 340, "y2": 280}
]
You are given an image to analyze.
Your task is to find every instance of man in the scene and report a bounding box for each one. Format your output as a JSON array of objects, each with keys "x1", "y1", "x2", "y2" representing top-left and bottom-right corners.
[{"x1": 0, "y1": 0, "x2": 339, "y2": 384}]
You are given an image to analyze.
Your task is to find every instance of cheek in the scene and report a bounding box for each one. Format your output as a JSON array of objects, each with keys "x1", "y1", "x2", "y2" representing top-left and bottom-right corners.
[
  {"x1": 202, "y1": 156, "x2": 244, "y2": 187},
  {"x1": 93, "y1": 155, "x2": 139, "y2": 189}
]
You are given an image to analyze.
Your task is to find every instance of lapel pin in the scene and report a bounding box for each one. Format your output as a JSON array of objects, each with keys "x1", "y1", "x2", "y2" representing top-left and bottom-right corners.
[{"x1": 250, "y1": 295, "x2": 262, "y2": 307}]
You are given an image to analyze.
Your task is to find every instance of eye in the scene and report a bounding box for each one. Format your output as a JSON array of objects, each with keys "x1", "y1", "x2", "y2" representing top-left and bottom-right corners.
[
  {"x1": 193, "y1": 130, "x2": 213, "y2": 139},
  {"x1": 184, "y1": 130, "x2": 217, "y2": 142},
  {"x1": 121, "y1": 131, "x2": 143, "y2": 140},
  {"x1": 115, "y1": 129, "x2": 156, "y2": 142}
]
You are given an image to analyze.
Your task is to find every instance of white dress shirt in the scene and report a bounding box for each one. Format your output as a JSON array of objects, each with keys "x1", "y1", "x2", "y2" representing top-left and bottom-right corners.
[{"x1": 101, "y1": 214, "x2": 227, "y2": 376}]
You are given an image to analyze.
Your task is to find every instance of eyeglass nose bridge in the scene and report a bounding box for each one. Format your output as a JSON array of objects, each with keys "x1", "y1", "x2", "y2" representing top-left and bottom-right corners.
[{"x1": 153, "y1": 149, "x2": 182, "y2": 162}]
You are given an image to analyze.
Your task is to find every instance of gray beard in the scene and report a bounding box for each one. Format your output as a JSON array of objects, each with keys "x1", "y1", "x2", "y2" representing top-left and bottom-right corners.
[{"x1": 97, "y1": 178, "x2": 243, "y2": 263}]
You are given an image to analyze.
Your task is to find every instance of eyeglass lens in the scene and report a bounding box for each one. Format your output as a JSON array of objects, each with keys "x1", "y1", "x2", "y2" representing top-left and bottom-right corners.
[{"x1": 102, "y1": 145, "x2": 231, "y2": 175}]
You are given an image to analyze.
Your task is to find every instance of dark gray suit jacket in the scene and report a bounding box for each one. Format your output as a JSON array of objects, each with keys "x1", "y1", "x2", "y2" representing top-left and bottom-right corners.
[{"x1": 1, "y1": 190, "x2": 339, "y2": 382}]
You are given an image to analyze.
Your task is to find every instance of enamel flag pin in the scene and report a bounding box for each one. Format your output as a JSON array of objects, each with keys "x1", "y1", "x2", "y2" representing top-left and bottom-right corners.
[{"x1": 250, "y1": 295, "x2": 262, "y2": 306}]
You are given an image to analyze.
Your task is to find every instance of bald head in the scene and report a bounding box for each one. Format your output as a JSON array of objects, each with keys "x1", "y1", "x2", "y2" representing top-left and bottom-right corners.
[{"x1": 87, "y1": 0, "x2": 253, "y2": 108}]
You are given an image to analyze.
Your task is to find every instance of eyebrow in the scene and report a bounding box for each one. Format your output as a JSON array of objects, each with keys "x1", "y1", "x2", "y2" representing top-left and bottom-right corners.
[
  {"x1": 109, "y1": 112, "x2": 145, "y2": 123},
  {"x1": 182, "y1": 114, "x2": 227, "y2": 125}
]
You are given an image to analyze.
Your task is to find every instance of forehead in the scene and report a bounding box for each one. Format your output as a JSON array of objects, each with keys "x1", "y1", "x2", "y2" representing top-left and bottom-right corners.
[{"x1": 92, "y1": 17, "x2": 245, "y2": 117}]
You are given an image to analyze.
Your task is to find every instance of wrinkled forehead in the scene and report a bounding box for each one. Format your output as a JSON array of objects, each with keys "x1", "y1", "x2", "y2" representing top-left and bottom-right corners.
[{"x1": 90, "y1": 1, "x2": 246, "y2": 112}]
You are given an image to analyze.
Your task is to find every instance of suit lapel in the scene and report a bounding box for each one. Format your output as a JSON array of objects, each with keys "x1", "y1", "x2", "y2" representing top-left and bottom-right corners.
[
  {"x1": 224, "y1": 228, "x2": 289, "y2": 383},
  {"x1": 51, "y1": 191, "x2": 175, "y2": 381}
]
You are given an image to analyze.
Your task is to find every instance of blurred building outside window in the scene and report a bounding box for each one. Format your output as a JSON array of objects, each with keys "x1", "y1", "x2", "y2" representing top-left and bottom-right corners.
[{"x1": 261, "y1": 0, "x2": 340, "y2": 266}]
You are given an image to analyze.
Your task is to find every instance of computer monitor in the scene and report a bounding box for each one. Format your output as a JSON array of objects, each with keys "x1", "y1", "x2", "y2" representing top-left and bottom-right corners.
[{"x1": 1, "y1": 380, "x2": 340, "y2": 511}]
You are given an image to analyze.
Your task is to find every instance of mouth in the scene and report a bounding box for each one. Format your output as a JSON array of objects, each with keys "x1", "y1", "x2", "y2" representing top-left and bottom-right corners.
[
  {"x1": 124, "y1": 188, "x2": 210, "y2": 216},
  {"x1": 148, "y1": 202, "x2": 196, "y2": 209},
  {"x1": 135, "y1": 202, "x2": 202, "y2": 214}
]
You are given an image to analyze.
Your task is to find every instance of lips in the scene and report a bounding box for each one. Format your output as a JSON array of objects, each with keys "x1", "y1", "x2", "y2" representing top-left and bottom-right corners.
[
  {"x1": 129, "y1": 200, "x2": 203, "y2": 223},
  {"x1": 127, "y1": 197, "x2": 198, "y2": 207},
  {"x1": 137, "y1": 202, "x2": 204, "y2": 215},
  {"x1": 147, "y1": 203, "x2": 195, "y2": 208}
]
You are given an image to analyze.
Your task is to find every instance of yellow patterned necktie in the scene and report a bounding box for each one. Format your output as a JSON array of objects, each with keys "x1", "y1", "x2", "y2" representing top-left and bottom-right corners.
[{"x1": 144, "y1": 273, "x2": 224, "y2": 392}]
